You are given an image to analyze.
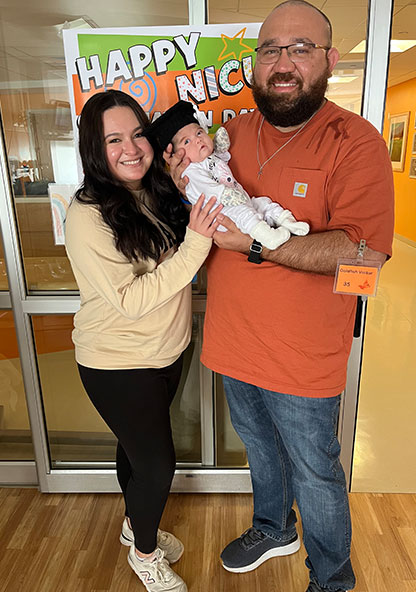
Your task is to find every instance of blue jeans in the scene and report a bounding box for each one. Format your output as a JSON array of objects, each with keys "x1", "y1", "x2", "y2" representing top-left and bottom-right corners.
[{"x1": 222, "y1": 375, "x2": 356, "y2": 592}]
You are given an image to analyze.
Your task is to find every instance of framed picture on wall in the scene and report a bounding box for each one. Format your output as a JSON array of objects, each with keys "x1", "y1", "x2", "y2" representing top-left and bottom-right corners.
[
  {"x1": 387, "y1": 112, "x2": 409, "y2": 171},
  {"x1": 409, "y1": 157, "x2": 416, "y2": 179},
  {"x1": 412, "y1": 132, "x2": 416, "y2": 154}
]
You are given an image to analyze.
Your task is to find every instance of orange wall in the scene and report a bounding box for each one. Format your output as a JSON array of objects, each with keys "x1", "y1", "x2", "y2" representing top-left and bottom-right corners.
[{"x1": 383, "y1": 78, "x2": 416, "y2": 243}]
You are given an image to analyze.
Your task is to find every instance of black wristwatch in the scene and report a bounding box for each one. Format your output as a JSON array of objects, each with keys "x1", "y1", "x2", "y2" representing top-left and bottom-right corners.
[{"x1": 248, "y1": 240, "x2": 263, "y2": 264}]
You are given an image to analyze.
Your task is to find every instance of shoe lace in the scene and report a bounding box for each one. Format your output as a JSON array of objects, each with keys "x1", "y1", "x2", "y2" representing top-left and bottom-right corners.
[
  {"x1": 240, "y1": 527, "x2": 266, "y2": 549},
  {"x1": 152, "y1": 548, "x2": 175, "y2": 584}
]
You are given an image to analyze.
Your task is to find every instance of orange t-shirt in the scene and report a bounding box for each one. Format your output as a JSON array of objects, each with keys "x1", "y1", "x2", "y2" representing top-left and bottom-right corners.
[{"x1": 201, "y1": 101, "x2": 394, "y2": 397}]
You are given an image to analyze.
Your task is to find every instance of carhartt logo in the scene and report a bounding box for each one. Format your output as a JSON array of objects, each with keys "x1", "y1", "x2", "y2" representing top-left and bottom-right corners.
[
  {"x1": 293, "y1": 182, "x2": 308, "y2": 197},
  {"x1": 140, "y1": 570, "x2": 156, "y2": 584}
]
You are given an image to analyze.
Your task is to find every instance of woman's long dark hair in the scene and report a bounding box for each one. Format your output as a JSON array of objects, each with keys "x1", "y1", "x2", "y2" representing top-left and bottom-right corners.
[{"x1": 74, "y1": 90, "x2": 188, "y2": 262}]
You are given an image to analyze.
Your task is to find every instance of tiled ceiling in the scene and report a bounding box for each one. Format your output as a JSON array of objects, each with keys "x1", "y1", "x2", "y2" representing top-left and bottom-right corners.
[{"x1": 0, "y1": 0, "x2": 415, "y2": 88}]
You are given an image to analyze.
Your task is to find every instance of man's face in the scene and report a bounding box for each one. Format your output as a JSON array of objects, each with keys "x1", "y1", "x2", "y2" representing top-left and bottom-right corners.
[{"x1": 252, "y1": 4, "x2": 339, "y2": 127}]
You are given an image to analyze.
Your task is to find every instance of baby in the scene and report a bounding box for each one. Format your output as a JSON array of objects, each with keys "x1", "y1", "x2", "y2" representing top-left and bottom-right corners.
[{"x1": 144, "y1": 100, "x2": 309, "y2": 250}]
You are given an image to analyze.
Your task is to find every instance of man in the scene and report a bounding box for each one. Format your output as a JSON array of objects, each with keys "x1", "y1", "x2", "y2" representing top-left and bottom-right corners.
[{"x1": 166, "y1": 2, "x2": 394, "y2": 590}]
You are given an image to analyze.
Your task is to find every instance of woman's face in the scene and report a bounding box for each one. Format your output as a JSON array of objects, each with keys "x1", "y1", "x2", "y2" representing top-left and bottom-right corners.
[{"x1": 103, "y1": 106, "x2": 154, "y2": 190}]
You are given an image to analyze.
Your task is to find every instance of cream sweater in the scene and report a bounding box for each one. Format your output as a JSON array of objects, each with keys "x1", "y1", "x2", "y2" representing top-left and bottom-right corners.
[{"x1": 65, "y1": 191, "x2": 212, "y2": 369}]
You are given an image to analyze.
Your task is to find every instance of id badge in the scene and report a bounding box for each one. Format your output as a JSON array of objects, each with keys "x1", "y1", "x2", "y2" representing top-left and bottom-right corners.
[
  {"x1": 333, "y1": 240, "x2": 381, "y2": 297},
  {"x1": 334, "y1": 259, "x2": 381, "y2": 297}
]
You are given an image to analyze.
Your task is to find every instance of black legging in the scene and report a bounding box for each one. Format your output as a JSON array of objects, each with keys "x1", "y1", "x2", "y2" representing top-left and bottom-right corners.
[{"x1": 78, "y1": 356, "x2": 183, "y2": 553}]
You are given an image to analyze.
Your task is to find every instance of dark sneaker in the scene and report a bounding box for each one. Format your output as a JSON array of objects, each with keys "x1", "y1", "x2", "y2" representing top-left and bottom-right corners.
[
  {"x1": 220, "y1": 527, "x2": 300, "y2": 573},
  {"x1": 306, "y1": 584, "x2": 348, "y2": 592}
]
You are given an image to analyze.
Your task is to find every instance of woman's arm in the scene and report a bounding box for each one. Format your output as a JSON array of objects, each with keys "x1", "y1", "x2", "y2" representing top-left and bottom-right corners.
[{"x1": 66, "y1": 197, "x2": 220, "y2": 320}]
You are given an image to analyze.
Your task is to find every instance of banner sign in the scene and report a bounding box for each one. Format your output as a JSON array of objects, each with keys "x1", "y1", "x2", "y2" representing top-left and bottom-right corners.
[{"x1": 63, "y1": 24, "x2": 261, "y2": 135}]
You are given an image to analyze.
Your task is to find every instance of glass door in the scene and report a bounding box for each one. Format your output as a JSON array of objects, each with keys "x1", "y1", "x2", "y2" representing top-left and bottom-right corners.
[
  {"x1": 29, "y1": 312, "x2": 207, "y2": 470},
  {"x1": 351, "y1": 0, "x2": 416, "y2": 493},
  {"x1": 0, "y1": 0, "x2": 209, "y2": 493},
  {"x1": 0, "y1": 229, "x2": 36, "y2": 485},
  {"x1": 0, "y1": 0, "x2": 394, "y2": 492}
]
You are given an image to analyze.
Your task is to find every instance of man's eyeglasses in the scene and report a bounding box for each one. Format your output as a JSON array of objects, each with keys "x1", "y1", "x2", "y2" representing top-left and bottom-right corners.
[{"x1": 254, "y1": 43, "x2": 330, "y2": 64}]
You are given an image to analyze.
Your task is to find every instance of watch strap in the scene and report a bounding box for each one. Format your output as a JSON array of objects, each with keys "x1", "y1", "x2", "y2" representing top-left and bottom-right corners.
[{"x1": 248, "y1": 239, "x2": 263, "y2": 264}]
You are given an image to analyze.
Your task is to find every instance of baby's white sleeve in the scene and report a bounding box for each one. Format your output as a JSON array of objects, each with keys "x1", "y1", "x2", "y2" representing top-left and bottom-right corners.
[{"x1": 183, "y1": 162, "x2": 225, "y2": 206}]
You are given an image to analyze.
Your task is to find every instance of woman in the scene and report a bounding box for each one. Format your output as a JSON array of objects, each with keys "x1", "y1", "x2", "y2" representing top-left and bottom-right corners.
[{"x1": 65, "y1": 90, "x2": 221, "y2": 592}]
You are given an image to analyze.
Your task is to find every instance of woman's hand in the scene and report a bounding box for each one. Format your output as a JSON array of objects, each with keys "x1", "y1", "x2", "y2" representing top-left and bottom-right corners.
[
  {"x1": 188, "y1": 195, "x2": 223, "y2": 238},
  {"x1": 163, "y1": 144, "x2": 190, "y2": 196}
]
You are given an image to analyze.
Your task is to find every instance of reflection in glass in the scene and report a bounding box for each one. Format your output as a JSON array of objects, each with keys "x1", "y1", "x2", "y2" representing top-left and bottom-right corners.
[
  {"x1": 0, "y1": 231, "x2": 9, "y2": 291},
  {"x1": 0, "y1": 311, "x2": 34, "y2": 460},
  {"x1": 215, "y1": 374, "x2": 247, "y2": 467},
  {"x1": 3, "y1": 86, "x2": 78, "y2": 291},
  {"x1": 33, "y1": 314, "x2": 203, "y2": 468},
  {"x1": 171, "y1": 315, "x2": 202, "y2": 463}
]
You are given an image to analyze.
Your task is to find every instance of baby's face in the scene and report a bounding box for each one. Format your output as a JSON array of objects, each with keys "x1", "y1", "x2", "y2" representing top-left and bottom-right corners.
[{"x1": 173, "y1": 123, "x2": 214, "y2": 163}]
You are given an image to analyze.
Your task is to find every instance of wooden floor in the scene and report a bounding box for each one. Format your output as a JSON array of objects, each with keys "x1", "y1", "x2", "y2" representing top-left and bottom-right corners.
[{"x1": 0, "y1": 489, "x2": 416, "y2": 592}]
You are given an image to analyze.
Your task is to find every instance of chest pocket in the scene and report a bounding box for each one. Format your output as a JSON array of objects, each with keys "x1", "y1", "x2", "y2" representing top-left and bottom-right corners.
[{"x1": 277, "y1": 167, "x2": 328, "y2": 232}]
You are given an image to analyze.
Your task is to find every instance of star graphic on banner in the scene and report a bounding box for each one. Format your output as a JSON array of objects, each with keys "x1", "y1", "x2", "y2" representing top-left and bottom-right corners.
[{"x1": 218, "y1": 28, "x2": 253, "y2": 62}]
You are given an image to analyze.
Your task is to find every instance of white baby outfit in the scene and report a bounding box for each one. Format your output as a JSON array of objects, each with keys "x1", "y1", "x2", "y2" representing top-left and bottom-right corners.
[{"x1": 182, "y1": 127, "x2": 309, "y2": 250}]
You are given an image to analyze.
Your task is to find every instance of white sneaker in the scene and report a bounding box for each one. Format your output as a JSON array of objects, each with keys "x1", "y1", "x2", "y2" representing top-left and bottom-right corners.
[
  {"x1": 128, "y1": 546, "x2": 187, "y2": 592},
  {"x1": 120, "y1": 519, "x2": 184, "y2": 563},
  {"x1": 157, "y1": 530, "x2": 184, "y2": 563},
  {"x1": 120, "y1": 518, "x2": 135, "y2": 546}
]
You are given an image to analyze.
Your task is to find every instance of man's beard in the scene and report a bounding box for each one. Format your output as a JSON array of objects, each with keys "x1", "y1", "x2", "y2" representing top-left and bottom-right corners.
[{"x1": 252, "y1": 68, "x2": 330, "y2": 127}]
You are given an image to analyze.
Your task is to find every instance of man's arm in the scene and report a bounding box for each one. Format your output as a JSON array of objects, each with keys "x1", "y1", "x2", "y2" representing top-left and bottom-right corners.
[{"x1": 214, "y1": 214, "x2": 387, "y2": 276}]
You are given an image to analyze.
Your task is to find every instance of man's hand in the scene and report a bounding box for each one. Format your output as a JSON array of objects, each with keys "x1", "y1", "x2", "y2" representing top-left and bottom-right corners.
[
  {"x1": 213, "y1": 214, "x2": 252, "y2": 254},
  {"x1": 163, "y1": 143, "x2": 190, "y2": 196}
]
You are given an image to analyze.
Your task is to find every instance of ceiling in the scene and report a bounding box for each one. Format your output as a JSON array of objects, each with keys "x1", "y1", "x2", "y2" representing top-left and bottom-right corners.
[
  {"x1": 0, "y1": 0, "x2": 415, "y2": 92},
  {"x1": 210, "y1": 0, "x2": 416, "y2": 88}
]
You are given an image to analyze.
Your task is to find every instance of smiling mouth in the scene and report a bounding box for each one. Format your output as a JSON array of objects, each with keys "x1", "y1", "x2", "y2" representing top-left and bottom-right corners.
[
  {"x1": 272, "y1": 81, "x2": 298, "y2": 89},
  {"x1": 122, "y1": 158, "x2": 141, "y2": 166}
]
